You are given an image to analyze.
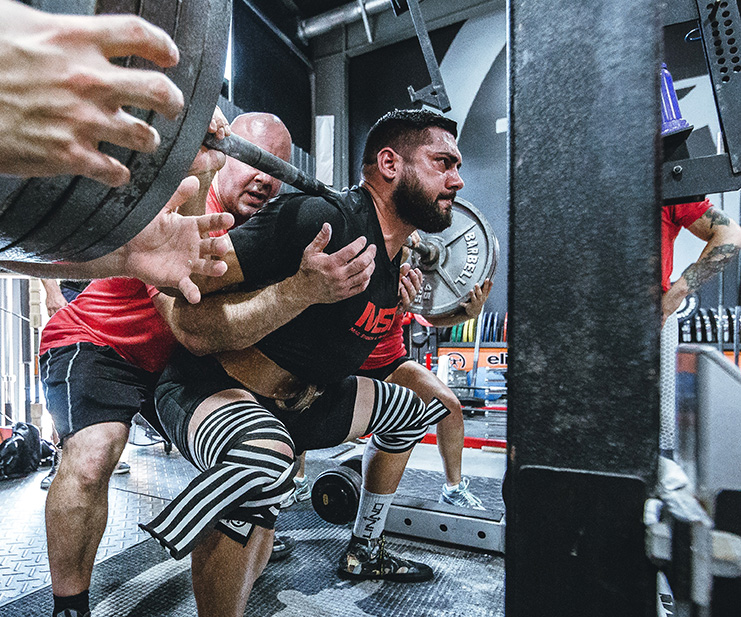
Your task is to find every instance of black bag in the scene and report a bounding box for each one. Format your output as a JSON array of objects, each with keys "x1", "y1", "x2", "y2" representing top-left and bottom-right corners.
[{"x1": 0, "y1": 422, "x2": 42, "y2": 478}]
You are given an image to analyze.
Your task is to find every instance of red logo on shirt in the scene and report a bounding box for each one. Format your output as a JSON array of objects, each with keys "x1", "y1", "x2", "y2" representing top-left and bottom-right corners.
[{"x1": 352, "y1": 302, "x2": 397, "y2": 340}]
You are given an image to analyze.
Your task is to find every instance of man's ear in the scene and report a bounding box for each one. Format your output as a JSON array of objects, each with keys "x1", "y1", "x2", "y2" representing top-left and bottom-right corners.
[{"x1": 376, "y1": 147, "x2": 401, "y2": 181}]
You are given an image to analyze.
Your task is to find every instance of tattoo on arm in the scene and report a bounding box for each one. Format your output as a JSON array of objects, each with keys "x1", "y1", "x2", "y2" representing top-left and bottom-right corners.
[
  {"x1": 682, "y1": 243, "x2": 740, "y2": 291},
  {"x1": 705, "y1": 209, "x2": 731, "y2": 228}
]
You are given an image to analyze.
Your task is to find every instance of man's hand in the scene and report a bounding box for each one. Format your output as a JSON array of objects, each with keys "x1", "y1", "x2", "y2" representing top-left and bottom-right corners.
[
  {"x1": 40, "y1": 279, "x2": 68, "y2": 316},
  {"x1": 290, "y1": 223, "x2": 377, "y2": 304},
  {"x1": 461, "y1": 279, "x2": 493, "y2": 318},
  {"x1": 397, "y1": 263, "x2": 422, "y2": 313},
  {"x1": 120, "y1": 176, "x2": 234, "y2": 303},
  {"x1": 187, "y1": 107, "x2": 230, "y2": 182},
  {"x1": 0, "y1": 0, "x2": 184, "y2": 186}
]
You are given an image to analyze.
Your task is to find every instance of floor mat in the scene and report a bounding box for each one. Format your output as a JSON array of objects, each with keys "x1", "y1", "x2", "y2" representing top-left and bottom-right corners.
[{"x1": 1, "y1": 505, "x2": 504, "y2": 617}]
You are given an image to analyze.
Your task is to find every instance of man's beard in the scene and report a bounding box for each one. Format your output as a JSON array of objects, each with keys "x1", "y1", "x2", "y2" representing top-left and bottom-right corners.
[{"x1": 392, "y1": 171, "x2": 454, "y2": 233}]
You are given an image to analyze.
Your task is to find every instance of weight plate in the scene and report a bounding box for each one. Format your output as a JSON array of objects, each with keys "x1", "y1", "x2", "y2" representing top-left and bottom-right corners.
[
  {"x1": 502, "y1": 312, "x2": 509, "y2": 343},
  {"x1": 482, "y1": 311, "x2": 491, "y2": 343},
  {"x1": 708, "y1": 308, "x2": 722, "y2": 343},
  {"x1": 727, "y1": 308, "x2": 735, "y2": 343},
  {"x1": 0, "y1": 0, "x2": 232, "y2": 262},
  {"x1": 340, "y1": 455, "x2": 363, "y2": 476},
  {"x1": 311, "y1": 467, "x2": 361, "y2": 525},
  {"x1": 406, "y1": 197, "x2": 499, "y2": 317},
  {"x1": 491, "y1": 312, "x2": 499, "y2": 343}
]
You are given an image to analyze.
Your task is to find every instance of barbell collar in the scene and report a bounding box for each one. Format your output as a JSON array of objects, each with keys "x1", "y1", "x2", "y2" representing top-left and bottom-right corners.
[{"x1": 203, "y1": 133, "x2": 341, "y2": 200}]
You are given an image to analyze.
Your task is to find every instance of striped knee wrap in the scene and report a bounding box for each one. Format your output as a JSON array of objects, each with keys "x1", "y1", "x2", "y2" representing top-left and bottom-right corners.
[
  {"x1": 366, "y1": 380, "x2": 450, "y2": 453},
  {"x1": 140, "y1": 401, "x2": 296, "y2": 559}
]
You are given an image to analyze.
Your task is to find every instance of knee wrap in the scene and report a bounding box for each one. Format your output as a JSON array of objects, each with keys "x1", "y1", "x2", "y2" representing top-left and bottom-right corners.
[
  {"x1": 366, "y1": 380, "x2": 450, "y2": 453},
  {"x1": 140, "y1": 401, "x2": 296, "y2": 559}
]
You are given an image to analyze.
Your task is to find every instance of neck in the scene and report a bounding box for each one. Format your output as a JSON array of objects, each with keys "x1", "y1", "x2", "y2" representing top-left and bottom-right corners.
[{"x1": 361, "y1": 180, "x2": 415, "y2": 260}]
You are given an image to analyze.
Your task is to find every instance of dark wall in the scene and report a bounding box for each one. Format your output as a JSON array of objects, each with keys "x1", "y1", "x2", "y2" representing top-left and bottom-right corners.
[
  {"x1": 348, "y1": 17, "x2": 508, "y2": 315},
  {"x1": 231, "y1": 1, "x2": 313, "y2": 152}
]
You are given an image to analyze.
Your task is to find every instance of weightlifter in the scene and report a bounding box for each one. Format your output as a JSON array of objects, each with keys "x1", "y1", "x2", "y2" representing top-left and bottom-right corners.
[
  {"x1": 38, "y1": 110, "x2": 370, "y2": 617},
  {"x1": 142, "y1": 108, "x2": 464, "y2": 617}
]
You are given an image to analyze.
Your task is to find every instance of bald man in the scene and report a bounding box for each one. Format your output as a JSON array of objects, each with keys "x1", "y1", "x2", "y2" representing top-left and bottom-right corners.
[{"x1": 39, "y1": 111, "x2": 371, "y2": 617}]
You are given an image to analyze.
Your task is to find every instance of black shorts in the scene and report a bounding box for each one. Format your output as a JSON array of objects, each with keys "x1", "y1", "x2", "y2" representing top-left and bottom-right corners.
[
  {"x1": 355, "y1": 356, "x2": 410, "y2": 381},
  {"x1": 40, "y1": 343, "x2": 159, "y2": 443},
  {"x1": 155, "y1": 347, "x2": 358, "y2": 458}
]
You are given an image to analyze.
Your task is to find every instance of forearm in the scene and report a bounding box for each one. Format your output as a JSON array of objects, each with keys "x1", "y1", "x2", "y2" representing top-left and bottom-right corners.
[
  {"x1": 0, "y1": 250, "x2": 127, "y2": 280},
  {"x1": 168, "y1": 276, "x2": 314, "y2": 355}
]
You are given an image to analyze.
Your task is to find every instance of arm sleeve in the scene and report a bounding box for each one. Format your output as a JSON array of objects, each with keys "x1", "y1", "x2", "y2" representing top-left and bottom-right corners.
[
  {"x1": 671, "y1": 199, "x2": 712, "y2": 229},
  {"x1": 227, "y1": 195, "x2": 353, "y2": 292}
]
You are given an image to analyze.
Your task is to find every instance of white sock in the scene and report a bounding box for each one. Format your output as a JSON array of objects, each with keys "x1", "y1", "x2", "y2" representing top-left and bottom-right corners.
[{"x1": 352, "y1": 487, "x2": 394, "y2": 540}]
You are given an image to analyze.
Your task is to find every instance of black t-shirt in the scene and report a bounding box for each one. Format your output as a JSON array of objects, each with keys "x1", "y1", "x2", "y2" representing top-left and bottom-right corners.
[{"x1": 227, "y1": 186, "x2": 402, "y2": 385}]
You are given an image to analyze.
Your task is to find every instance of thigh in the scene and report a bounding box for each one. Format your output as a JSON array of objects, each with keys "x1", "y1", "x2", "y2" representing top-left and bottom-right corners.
[
  {"x1": 41, "y1": 343, "x2": 154, "y2": 443},
  {"x1": 155, "y1": 347, "x2": 251, "y2": 463}
]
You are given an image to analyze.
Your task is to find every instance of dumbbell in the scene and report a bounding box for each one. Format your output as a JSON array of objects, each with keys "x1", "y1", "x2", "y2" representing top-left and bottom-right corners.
[{"x1": 310, "y1": 455, "x2": 363, "y2": 524}]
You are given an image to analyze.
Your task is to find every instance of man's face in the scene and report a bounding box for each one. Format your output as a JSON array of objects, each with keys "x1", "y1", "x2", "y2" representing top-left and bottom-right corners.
[
  {"x1": 392, "y1": 127, "x2": 464, "y2": 233},
  {"x1": 217, "y1": 123, "x2": 291, "y2": 225}
]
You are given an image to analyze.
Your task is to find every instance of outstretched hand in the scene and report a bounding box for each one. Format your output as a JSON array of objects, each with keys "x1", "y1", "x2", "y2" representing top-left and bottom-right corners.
[
  {"x1": 0, "y1": 1, "x2": 184, "y2": 186},
  {"x1": 120, "y1": 176, "x2": 234, "y2": 303},
  {"x1": 292, "y1": 223, "x2": 377, "y2": 304}
]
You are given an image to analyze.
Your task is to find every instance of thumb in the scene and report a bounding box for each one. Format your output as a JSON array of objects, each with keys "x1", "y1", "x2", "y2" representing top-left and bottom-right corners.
[{"x1": 306, "y1": 222, "x2": 332, "y2": 253}]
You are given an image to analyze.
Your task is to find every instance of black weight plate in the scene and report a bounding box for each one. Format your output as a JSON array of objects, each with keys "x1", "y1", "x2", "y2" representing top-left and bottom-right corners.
[
  {"x1": 727, "y1": 308, "x2": 735, "y2": 343},
  {"x1": 0, "y1": 0, "x2": 141, "y2": 259},
  {"x1": 0, "y1": 0, "x2": 230, "y2": 262},
  {"x1": 43, "y1": 0, "x2": 212, "y2": 261},
  {"x1": 311, "y1": 466, "x2": 361, "y2": 525},
  {"x1": 482, "y1": 311, "x2": 490, "y2": 343},
  {"x1": 680, "y1": 320, "x2": 692, "y2": 343},
  {"x1": 14, "y1": 0, "x2": 166, "y2": 259},
  {"x1": 491, "y1": 312, "x2": 499, "y2": 343},
  {"x1": 340, "y1": 455, "x2": 363, "y2": 476},
  {"x1": 65, "y1": 0, "x2": 231, "y2": 261}
]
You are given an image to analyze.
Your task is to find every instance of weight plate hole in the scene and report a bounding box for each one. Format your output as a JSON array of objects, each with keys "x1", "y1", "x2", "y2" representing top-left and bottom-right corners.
[
  {"x1": 478, "y1": 531, "x2": 487, "y2": 539},
  {"x1": 439, "y1": 524, "x2": 448, "y2": 532},
  {"x1": 404, "y1": 518, "x2": 412, "y2": 526},
  {"x1": 719, "y1": 56, "x2": 727, "y2": 63},
  {"x1": 723, "y1": 75, "x2": 731, "y2": 81}
]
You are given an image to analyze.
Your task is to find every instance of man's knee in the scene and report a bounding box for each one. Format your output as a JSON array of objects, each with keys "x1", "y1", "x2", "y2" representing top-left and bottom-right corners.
[{"x1": 60, "y1": 423, "x2": 128, "y2": 487}]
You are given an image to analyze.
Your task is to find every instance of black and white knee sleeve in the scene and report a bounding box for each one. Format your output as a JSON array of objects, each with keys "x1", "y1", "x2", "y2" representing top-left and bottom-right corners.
[
  {"x1": 140, "y1": 401, "x2": 296, "y2": 559},
  {"x1": 366, "y1": 380, "x2": 450, "y2": 453}
]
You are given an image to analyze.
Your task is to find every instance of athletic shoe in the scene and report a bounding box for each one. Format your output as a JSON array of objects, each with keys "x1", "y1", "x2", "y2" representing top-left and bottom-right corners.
[
  {"x1": 337, "y1": 533, "x2": 433, "y2": 582},
  {"x1": 269, "y1": 535, "x2": 294, "y2": 562},
  {"x1": 279, "y1": 475, "x2": 311, "y2": 508},
  {"x1": 113, "y1": 461, "x2": 131, "y2": 475},
  {"x1": 40, "y1": 448, "x2": 61, "y2": 490},
  {"x1": 439, "y1": 477, "x2": 486, "y2": 510},
  {"x1": 57, "y1": 610, "x2": 90, "y2": 617}
]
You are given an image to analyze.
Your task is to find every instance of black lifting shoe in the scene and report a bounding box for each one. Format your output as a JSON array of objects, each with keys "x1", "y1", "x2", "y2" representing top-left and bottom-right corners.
[
  {"x1": 337, "y1": 533, "x2": 433, "y2": 582},
  {"x1": 57, "y1": 610, "x2": 90, "y2": 617}
]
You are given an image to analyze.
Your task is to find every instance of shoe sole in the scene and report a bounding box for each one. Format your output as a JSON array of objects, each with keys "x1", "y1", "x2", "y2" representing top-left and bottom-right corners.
[
  {"x1": 269, "y1": 536, "x2": 295, "y2": 562},
  {"x1": 336, "y1": 566, "x2": 434, "y2": 583}
]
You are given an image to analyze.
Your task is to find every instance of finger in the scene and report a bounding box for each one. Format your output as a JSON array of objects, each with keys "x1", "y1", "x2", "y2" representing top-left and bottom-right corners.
[
  {"x1": 108, "y1": 67, "x2": 184, "y2": 120},
  {"x1": 342, "y1": 244, "x2": 376, "y2": 277},
  {"x1": 399, "y1": 262, "x2": 412, "y2": 277},
  {"x1": 101, "y1": 109, "x2": 161, "y2": 153},
  {"x1": 71, "y1": 147, "x2": 131, "y2": 186},
  {"x1": 161, "y1": 176, "x2": 200, "y2": 213},
  {"x1": 330, "y1": 234, "x2": 368, "y2": 263},
  {"x1": 198, "y1": 234, "x2": 232, "y2": 259},
  {"x1": 191, "y1": 253, "x2": 229, "y2": 277},
  {"x1": 305, "y1": 223, "x2": 333, "y2": 254},
  {"x1": 87, "y1": 14, "x2": 180, "y2": 67},
  {"x1": 196, "y1": 212, "x2": 234, "y2": 238},
  {"x1": 346, "y1": 255, "x2": 376, "y2": 286},
  {"x1": 178, "y1": 277, "x2": 201, "y2": 305}
]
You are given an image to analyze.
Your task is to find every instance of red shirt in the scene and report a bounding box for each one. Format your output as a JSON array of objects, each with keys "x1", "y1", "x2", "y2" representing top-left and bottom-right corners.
[
  {"x1": 661, "y1": 200, "x2": 711, "y2": 292},
  {"x1": 359, "y1": 313, "x2": 406, "y2": 370},
  {"x1": 39, "y1": 189, "x2": 228, "y2": 373}
]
